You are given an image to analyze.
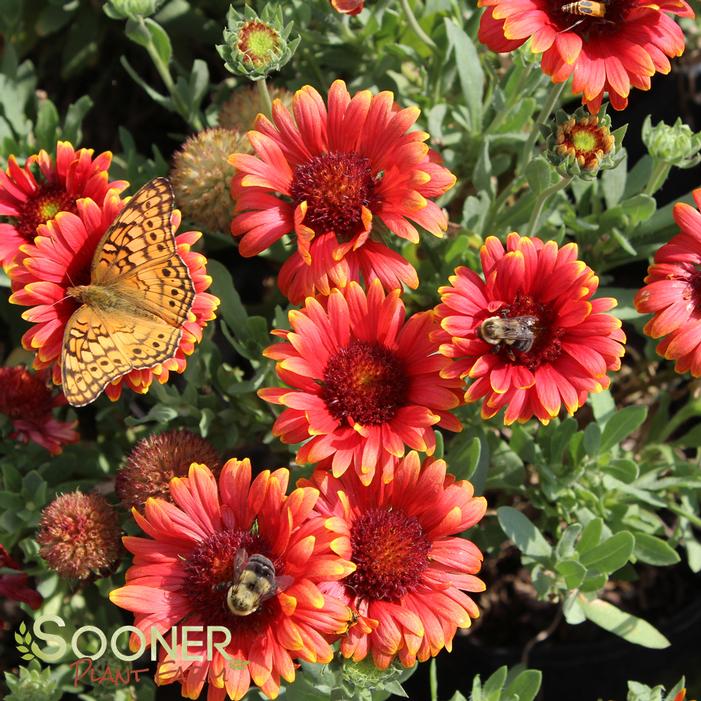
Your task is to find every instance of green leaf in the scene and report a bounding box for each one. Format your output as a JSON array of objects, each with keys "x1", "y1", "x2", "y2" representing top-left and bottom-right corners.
[
  {"x1": 555, "y1": 559, "x2": 587, "y2": 589},
  {"x1": 207, "y1": 259, "x2": 249, "y2": 331},
  {"x1": 601, "y1": 459, "x2": 639, "y2": 483},
  {"x1": 556, "y1": 524, "x2": 582, "y2": 559},
  {"x1": 579, "y1": 531, "x2": 635, "y2": 574},
  {"x1": 145, "y1": 18, "x2": 172, "y2": 65},
  {"x1": 602, "y1": 152, "x2": 627, "y2": 208},
  {"x1": 482, "y1": 666, "x2": 508, "y2": 700},
  {"x1": 582, "y1": 422, "x2": 601, "y2": 456},
  {"x1": 34, "y1": 98, "x2": 59, "y2": 148},
  {"x1": 600, "y1": 406, "x2": 647, "y2": 452},
  {"x1": 577, "y1": 518, "x2": 603, "y2": 554},
  {"x1": 634, "y1": 533, "x2": 681, "y2": 566},
  {"x1": 444, "y1": 18, "x2": 483, "y2": 131},
  {"x1": 579, "y1": 597, "x2": 670, "y2": 648},
  {"x1": 505, "y1": 670, "x2": 542, "y2": 701},
  {"x1": 589, "y1": 389, "x2": 615, "y2": 423},
  {"x1": 524, "y1": 156, "x2": 558, "y2": 195},
  {"x1": 497, "y1": 507, "x2": 552, "y2": 559}
]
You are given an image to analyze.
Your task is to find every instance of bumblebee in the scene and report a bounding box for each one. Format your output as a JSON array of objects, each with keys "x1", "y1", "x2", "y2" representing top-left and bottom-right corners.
[
  {"x1": 478, "y1": 315, "x2": 539, "y2": 354},
  {"x1": 561, "y1": 0, "x2": 609, "y2": 17},
  {"x1": 225, "y1": 550, "x2": 292, "y2": 616}
]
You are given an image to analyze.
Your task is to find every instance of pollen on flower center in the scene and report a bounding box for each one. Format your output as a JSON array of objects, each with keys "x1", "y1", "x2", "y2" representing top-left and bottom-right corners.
[
  {"x1": 182, "y1": 529, "x2": 280, "y2": 628},
  {"x1": 291, "y1": 152, "x2": 376, "y2": 241},
  {"x1": 16, "y1": 185, "x2": 77, "y2": 240},
  {"x1": 347, "y1": 507, "x2": 431, "y2": 601},
  {"x1": 320, "y1": 340, "x2": 408, "y2": 426}
]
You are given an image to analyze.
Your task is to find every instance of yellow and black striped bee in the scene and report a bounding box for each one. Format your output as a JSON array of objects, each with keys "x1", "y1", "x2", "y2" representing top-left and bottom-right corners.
[
  {"x1": 225, "y1": 550, "x2": 292, "y2": 616},
  {"x1": 479, "y1": 315, "x2": 539, "y2": 354},
  {"x1": 561, "y1": 0, "x2": 609, "y2": 18}
]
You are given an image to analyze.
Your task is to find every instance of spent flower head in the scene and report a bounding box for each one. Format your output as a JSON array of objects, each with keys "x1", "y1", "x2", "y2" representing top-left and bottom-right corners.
[
  {"x1": 37, "y1": 492, "x2": 122, "y2": 581},
  {"x1": 544, "y1": 105, "x2": 624, "y2": 180},
  {"x1": 170, "y1": 127, "x2": 244, "y2": 232},
  {"x1": 642, "y1": 116, "x2": 701, "y2": 168},
  {"x1": 115, "y1": 428, "x2": 222, "y2": 510},
  {"x1": 217, "y1": 3, "x2": 300, "y2": 80}
]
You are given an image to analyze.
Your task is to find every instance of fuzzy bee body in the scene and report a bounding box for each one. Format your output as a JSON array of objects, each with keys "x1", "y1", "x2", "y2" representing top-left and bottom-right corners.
[
  {"x1": 561, "y1": 0, "x2": 609, "y2": 17},
  {"x1": 226, "y1": 551, "x2": 290, "y2": 616},
  {"x1": 479, "y1": 315, "x2": 539, "y2": 354}
]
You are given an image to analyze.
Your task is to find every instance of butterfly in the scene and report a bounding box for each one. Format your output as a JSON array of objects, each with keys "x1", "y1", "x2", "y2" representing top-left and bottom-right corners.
[{"x1": 61, "y1": 177, "x2": 196, "y2": 407}]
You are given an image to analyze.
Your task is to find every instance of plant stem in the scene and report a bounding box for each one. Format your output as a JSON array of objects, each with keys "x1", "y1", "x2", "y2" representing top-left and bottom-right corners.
[
  {"x1": 667, "y1": 501, "x2": 701, "y2": 529},
  {"x1": 520, "y1": 605, "x2": 563, "y2": 666},
  {"x1": 399, "y1": 0, "x2": 437, "y2": 51},
  {"x1": 518, "y1": 81, "x2": 565, "y2": 175},
  {"x1": 644, "y1": 159, "x2": 672, "y2": 196},
  {"x1": 142, "y1": 21, "x2": 203, "y2": 130},
  {"x1": 256, "y1": 77, "x2": 273, "y2": 120},
  {"x1": 429, "y1": 658, "x2": 438, "y2": 701},
  {"x1": 525, "y1": 175, "x2": 573, "y2": 236}
]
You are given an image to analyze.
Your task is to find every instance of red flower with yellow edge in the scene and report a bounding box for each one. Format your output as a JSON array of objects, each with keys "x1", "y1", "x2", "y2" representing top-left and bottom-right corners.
[
  {"x1": 0, "y1": 141, "x2": 127, "y2": 268},
  {"x1": 110, "y1": 460, "x2": 355, "y2": 701},
  {"x1": 434, "y1": 233, "x2": 625, "y2": 424},
  {"x1": 259, "y1": 280, "x2": 463, "y2": 485},
  {"x1": 477, "y1": 0, "x2": 693, "y2": 113},
  {"x1": 8, "y1": 191, "x2": 218, "y2": 402},
  {"x1": 0, "y1": 365, "x2": 78, "y2": 454},
  {"x1": 635, "y1": 189, "x2": 701, "y2": 375},
  {"x1": 301, "y1": 452, "x2": 486, "y2": 669},
  {"x1": 330, "y1": 0, "x2": 364, "y2": 14},
  {"x1": 229, "y1": 79, "x2": 455, "y2": 303}
]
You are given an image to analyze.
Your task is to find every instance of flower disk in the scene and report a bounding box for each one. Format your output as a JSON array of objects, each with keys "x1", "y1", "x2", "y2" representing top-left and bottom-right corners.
[
  {"x1": 478, "y1": 0, "x2": 694, "y2": 112},
  {"x1": 110, "y1": 460, "x2": 355, "y2": 701},
  {"x1": 8, "y1": 192, "x2": 219, "y2": 402},
  {"x1": 435, "y1": 233, "x2": 626, "y2": 424},
  {"x1": 259, "y1": 280, "x2": 463, "y2": 485},
  {"x1": 37, "y1": 492, "x2": 121, "y2": 581},
  {"x1": 0, "y1": 141, "x2": 127, "y2": 269},
  {"x1": 303, "y1": 452, "x2": 487, "y2": 669},
  {"x1": 635, "y1": 188, "x2": 701, "y2": 375},
  {"x1": 229, "y1": 79, "x2": 455, "y2": 303}
]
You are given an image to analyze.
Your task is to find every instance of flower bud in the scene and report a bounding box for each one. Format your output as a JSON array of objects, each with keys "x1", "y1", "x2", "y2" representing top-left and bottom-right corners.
[
  {"x1": 642, "y1": 116, "x2": 701, "y2": 168},
  {"x1": 544, "y1": 105, "x2": 623, "y2": 180},
  {"x1": 103, "y1": 0, "x2": 163, "y2": 20},
  {"x1": 37, "y1": 492, "x2": 121, "y2": 581},
  {"x1": 217, "y1": 3, "x2": 300, "y2": 80},
  {"x1": 170, "y1": 128, "x2": 245, "y2": 233}
]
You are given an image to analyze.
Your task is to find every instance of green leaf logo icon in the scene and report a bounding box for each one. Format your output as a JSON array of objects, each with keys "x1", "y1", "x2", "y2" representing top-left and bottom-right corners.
[{"x1": 15, "y1": 621, "x2": 35, "y2": 661}]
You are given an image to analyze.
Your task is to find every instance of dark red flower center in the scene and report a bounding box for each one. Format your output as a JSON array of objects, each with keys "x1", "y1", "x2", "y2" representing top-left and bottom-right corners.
[
  {"x1": 548, "y1": 0, "x2": 631, "y2": 36},
  {"x1": 16, "y1": 185, "x2": 77, "y2": 241},
  {"x1": 182, "y1": 528, "x2": 282, "y2": 630},
  {"x1": 486, "y1": 294, "x2": 565, "y2": 371},
  {"x1": 291, "y1": 152, "x2": 377, "y2": 241},
  {"x1": 347, "y1": 507, "x2": 431, "y2": 602},
  {"x1": 0, "y1": 367, "x2": 53, "y2": 422},
  {"x1": 320, "y1": 340, "x2": 408, "y2": 426}
]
